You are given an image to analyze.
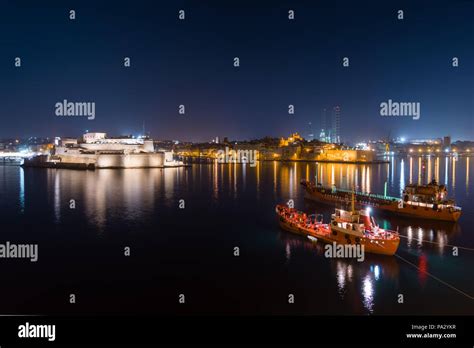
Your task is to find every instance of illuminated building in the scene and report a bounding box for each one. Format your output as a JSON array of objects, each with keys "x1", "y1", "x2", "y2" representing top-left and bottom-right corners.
[
  {"x1": 279, "y1": 132, "x2": 304, "y2": 147},
  {"x1": 24, "y1": 132, "x2": 183, "y2": 169}
]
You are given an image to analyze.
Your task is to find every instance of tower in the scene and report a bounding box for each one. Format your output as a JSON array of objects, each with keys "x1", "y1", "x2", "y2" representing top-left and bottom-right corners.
[
  {"x1": 308, "y1": 122, "x2": 314, "y2": 141},
  {"x1": 332, "y1": 106, "x2": 341, "y2": 143},
  {"x1": 443, "y1": 136, "x2": 451, "y2": 150},
  {"x1": 320, "y1": 108, "x2": 328, "y2": 142}
]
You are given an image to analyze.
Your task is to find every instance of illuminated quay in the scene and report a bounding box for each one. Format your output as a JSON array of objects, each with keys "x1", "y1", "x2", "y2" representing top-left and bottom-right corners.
[{"x1": 175, "y1": 133, "x2": 387, "y2": 164}]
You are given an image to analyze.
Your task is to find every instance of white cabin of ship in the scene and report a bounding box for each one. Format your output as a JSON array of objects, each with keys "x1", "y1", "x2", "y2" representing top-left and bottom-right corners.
[{"x1": 331, "y1": 209, "x2": 366, "y2": 237}]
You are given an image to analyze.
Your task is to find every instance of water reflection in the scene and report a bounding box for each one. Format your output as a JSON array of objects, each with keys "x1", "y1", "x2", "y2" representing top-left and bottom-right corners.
[
  {"x1": 362, "y1": 275, "x2": 374, "y2": 313},
  {"x1": 466, "y1": 157, "x2": 470, "y2": 193},
  {"x1": 417, "y1": 228, "x2": 423, "y2": 248},
  {"x1": 418, "y1": 254, "x2": 428, "y2": 285},
  {"x1": 233, "y1": 162, "x2": 237, "y2": 197},
  {"x1": 39, "y1": 167, "x2": 189, "y2": 229},
  {"x1": 377, "y1": 213, "x2": 460, "y2": 256},
  {"x1": 19, "y1": 167, "x2": 24, "y2": 213},
  {"x1": 34, "y1": 157, "x2": 472, "y2": 239},
  {"x1": 10, "y1": 155, "x2": 473, "y2": 314},
  {"x1": 452, "y1": 156, "x2": 456, "y2": 189},
  {"x1": 53, "y1": 170, "x2": 61, "y2": 223},
  {"x1": 390, "y1": 156, "x2": 394, "y2": 186},
  {"x1": 273, "y1": 161, "x2": 277, "y2": 196},
  {"x1": 373, "y1": 265, "x2": 380, "y2": 281},
  {"x1": 278, "y1": 230, "x2": 400, "y2": 314},
  {"x1": 285, "y1": 242, "x2": 291, "y2": 263},
  {"x1": 418, "y1": 157, "x2": 422, "y2": 184},
  {"x1": 427, "y1": 156, "x2": 432, "y2": 184},
  {"x1": 399, "y1": 159, "x2": 405, "y2": 195},
  {"x1": 332, "y1": 255, "x2": 400, "y2": 314},
  {"x1": 435, "y1": 157, "x2": 440, "y2": 183},
  {"x1": 407, "y1": 227, "x2": 413, "y2": 248},
  {"x1": 409, "y1": 157, "x2": 413, "y2": 183},
  {"x1": 445, "y1": 157, "x2": 449, "y2": 185}
]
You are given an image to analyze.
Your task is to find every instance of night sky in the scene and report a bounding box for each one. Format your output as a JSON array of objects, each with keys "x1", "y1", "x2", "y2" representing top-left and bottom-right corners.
[{"x1": 0, "y1": 0, "x2": 472, "y2": 142}]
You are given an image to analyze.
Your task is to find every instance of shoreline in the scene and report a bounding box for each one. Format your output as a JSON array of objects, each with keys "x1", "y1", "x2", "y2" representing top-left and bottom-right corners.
[
  {"x1": 180, "y1": 157, "x2": 389, "y2": 165},
  {"x1": 21, "y1": 162, "x2": 191, "y2": 170}
]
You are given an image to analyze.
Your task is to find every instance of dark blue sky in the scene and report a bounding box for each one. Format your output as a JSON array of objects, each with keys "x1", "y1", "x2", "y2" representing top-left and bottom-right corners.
[{"x1": 0, "y1": 0, "x2": 472, "y2": 142}]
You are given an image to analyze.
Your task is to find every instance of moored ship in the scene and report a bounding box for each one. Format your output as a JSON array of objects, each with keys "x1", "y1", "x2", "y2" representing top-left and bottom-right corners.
[
  {"x1": 301, "y1": 179, "x2": 462, "y2": 222},
  {"x1": 275, "y1": 204, "x2": 400, "y2": 256}
]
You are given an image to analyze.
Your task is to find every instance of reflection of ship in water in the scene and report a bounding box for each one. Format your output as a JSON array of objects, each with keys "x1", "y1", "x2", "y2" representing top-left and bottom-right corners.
[
  {"x1": 276, "y1": 232, "x2": 400, "y2": 314},
  {"x1": 330, "y1": 256, "x2": 400, "y2": 313},
  {"x1": 277, "y1": 231, "x2": 322, "y2": 258},
  {"x1": 384, "y1": 214, "x2": 462, "y2": 236},
  {"x1": 277, "y1": 231, "x2": 400, "y2": 279},
  {"x1": 386, "y1": 216, "x2": 461, "y2": 254},
  {"x1": 301, "y1": 178, "x2": 462, "y2": 222}
]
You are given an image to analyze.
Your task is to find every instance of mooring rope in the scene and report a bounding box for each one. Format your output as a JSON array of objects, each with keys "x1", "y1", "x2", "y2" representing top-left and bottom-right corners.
[
  {"x1": 398, "y1": 234, "x2": 474, "y2": 251},
  {"x1": 394, "y1": 253, "x2": 474, "y2": 300}
]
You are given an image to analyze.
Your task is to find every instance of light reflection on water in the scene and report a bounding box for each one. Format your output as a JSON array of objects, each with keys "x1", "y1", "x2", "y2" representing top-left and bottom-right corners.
[
  {"x1": 46, "y1": 167, "x2": 190, "y2": 229},
  {"x1": 362, "y1": 275, "x2": 374, "y2": 313},
  {"x1": 2, "y1": 155, "x2": 472, "y2": 315},
  {"x1": 333, "y1": 257, "x2": 392, "y2": 314}
]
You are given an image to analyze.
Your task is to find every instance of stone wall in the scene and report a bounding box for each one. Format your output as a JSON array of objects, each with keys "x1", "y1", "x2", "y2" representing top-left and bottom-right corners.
[
  {"x1": 57, "y1": 153, "x2": 165, "y2": 168},
  {"x1": 96, "y1": 153, "x2": 164, "y2": 168}
]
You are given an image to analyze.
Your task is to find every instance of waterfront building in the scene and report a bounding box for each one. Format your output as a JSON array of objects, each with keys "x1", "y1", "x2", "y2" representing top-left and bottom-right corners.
[
  {"x1": 24, "y1": 132, "x2": 183, "y2": 169},
  {"x1": 83, "y1": 132, "x2": 107, "y2": 143},
  {"x1": 279, "y1": 133, "x2": 304, "y2": 147}
]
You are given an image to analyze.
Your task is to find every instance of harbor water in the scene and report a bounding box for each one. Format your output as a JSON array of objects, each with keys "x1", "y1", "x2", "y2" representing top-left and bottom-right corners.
[{"x1": 0, "y1": 156, "x2": 473, "y2": 315}]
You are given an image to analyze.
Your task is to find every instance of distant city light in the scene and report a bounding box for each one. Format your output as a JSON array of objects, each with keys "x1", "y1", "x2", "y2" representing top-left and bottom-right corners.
[{"x1": 355, "y1": 142, "x2": 370, "y2": 150}]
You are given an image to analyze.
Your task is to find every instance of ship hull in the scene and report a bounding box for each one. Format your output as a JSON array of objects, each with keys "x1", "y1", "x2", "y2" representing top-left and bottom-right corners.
[
  {"x1": 303, "y1": 187, "x2": 461, "y2": 222},
  {"x1": 277, "y1": 216, "x2": 399, "y2": 256}
]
